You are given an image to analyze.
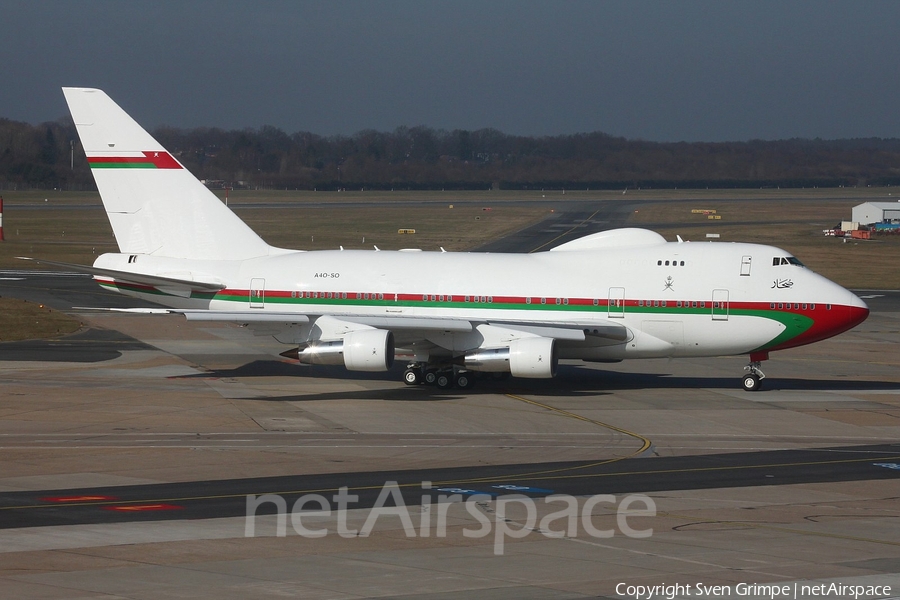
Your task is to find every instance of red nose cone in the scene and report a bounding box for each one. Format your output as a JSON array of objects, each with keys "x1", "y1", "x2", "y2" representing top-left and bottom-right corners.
[
  {"x1": 844, "y1": 305, "x2": 870, "y2": 332},
  {"x1": 766, "y1": 302, "x2": 869, "y2": 353}
]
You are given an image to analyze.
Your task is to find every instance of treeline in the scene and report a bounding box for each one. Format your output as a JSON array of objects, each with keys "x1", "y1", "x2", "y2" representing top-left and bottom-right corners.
[{"x1": 3, "y1": 116, "x2": 900, "y2": 191}]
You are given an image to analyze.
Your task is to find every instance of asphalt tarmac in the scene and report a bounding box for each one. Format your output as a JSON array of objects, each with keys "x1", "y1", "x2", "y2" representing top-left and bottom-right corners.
[
  {"x1": 2, "y1": 443, "x2": 899, "y2": 530},
  {"x1": 2, "y1": 199, "x2": 899, "y2": 598}
]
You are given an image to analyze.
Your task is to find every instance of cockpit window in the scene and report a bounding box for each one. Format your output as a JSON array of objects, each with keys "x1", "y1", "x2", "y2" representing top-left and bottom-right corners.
[{"x1": 773, "y1": 256, "x2": 805, "y2": 267}]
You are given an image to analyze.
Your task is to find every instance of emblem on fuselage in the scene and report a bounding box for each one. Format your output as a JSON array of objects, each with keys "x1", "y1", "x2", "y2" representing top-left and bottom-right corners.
[{"x1": 663, "y1": 276, "x2": 674, "y2": 291}]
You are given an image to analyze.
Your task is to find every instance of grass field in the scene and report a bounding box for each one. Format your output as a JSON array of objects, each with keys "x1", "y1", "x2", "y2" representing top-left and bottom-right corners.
[
  {"x1": 0, "y1": 296, "x2": 81, "y2": 342},
  {"x1": 1, "y1": 187, "x2": 897, "y2": 340},
  {"x1": 0, "y1": 189, "x2": 550, "y2": 267}
]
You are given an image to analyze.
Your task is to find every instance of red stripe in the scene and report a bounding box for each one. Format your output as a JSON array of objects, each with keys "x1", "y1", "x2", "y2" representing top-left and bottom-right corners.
[{"x1": 88, "y1": 151, "x2": 182, "y2": 169}]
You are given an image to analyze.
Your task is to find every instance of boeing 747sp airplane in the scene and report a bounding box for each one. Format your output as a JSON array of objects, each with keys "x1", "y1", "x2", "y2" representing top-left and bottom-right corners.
[{"x1": 38, "y1": 87, "x2": 868, "y2": 391}]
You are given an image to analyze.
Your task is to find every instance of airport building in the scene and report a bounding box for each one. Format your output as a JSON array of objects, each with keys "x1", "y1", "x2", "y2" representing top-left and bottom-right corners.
[{"x1": 852, "y1": 201, "x2": 900, "y2": 225}]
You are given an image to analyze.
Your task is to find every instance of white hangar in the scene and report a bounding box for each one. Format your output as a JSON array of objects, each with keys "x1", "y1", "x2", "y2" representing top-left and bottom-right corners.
[{"x1": 852, "y1": 201, "x2": 900, "y2": 225}]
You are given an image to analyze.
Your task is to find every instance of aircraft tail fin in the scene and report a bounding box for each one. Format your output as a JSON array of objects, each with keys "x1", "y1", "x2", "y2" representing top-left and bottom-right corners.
[{"x1": 62, "y1": 87, "x2": 271, "y2": 261}]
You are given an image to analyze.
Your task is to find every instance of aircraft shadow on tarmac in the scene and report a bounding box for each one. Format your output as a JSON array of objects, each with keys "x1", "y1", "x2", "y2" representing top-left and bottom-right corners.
[
  {"x1": 0, "y1": 328, "x2": 150, "y2": 362},
  {"x1": 173, "y1": 360, "x2": 900, "y2": 400}
]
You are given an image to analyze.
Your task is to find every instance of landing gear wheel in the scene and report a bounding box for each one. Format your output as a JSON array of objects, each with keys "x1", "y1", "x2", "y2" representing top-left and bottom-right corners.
[
  {"x1": 742, "y1": 373, "x2": 761, "y2": 392},
  {"x1": 424, "y1": 370, "x2": 438, "y2": 385},
  {"x1": 455, "y1": 372, "x2": 474, "y2": 389},
  {"x1": 742, "y1": 360, "x2": 766, "y2": 392},
  {"x1": 435, "y1": 372, "x2": 453, "y2": 389},
  {"x1": 403, "y1": 368, "x2": 421, "y2": 386}
]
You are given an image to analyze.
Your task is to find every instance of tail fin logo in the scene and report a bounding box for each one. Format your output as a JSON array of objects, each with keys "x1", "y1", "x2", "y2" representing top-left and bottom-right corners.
[{"x1": 87, "y1": 151, "x2": 182, "y2": 170}]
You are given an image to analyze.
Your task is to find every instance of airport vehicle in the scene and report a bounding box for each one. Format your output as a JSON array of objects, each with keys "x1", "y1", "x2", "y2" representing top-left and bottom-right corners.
[{"x1": 41, "y1": 87, "x2": 868, "y2": 391}]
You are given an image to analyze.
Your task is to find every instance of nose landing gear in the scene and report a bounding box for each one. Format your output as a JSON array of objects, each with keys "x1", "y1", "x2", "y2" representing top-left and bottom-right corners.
[{"x1": 742, "y1": 361, "x2": 766, "y2": 392}]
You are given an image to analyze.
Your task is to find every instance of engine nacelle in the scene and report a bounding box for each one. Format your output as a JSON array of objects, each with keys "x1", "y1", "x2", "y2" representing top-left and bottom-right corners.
[
  {"x1": 294, "y1": 329, "x2": 395, "y2": 372},
  {"x1": 509, "y1": 337, "x2": 557, "y2": 378},
  {"x1": 295, "y1": 340, "x2": 345, "y2": 365},
  {"x1": 343, "y1": 329, "x2": 395, "y2": 372},
  {"x1": 464, "y1": 337, "x2": 557, "y2": 379},
  {"x1": 463, "y1": 347, "x2": 511, "y2": 373}
]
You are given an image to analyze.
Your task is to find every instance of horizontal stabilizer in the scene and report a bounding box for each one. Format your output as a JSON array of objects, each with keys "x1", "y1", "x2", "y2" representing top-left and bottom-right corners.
[{"x1": 17, "y1": 257, "x2": 225, "y2": 292}]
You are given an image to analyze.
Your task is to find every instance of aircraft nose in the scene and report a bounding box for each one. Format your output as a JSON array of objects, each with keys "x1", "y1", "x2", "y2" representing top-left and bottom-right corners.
[
  {"x1": 849, "y1": 290, "x2": 869, "y2": 311},
  {"x1": 843, "y1": 290, "x2": 869, "y2": 330}
]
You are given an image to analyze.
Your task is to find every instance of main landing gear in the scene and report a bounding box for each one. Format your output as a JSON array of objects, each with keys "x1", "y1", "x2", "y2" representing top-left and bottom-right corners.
[
  {"x1": 403, "y1": 363, "x2": 475, "y2": 390},
  {"x1": 742, "y1": 361, "x2": 766, "y2": 392}
]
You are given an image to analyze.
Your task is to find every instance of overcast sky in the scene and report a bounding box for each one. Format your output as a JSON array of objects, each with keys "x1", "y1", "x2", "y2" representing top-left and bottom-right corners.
[{"x1": 4, "y1": 1, "x2": 900, "y2": 142}]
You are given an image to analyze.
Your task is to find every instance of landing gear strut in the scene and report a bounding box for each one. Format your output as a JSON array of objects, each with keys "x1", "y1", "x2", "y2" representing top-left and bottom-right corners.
[{"x1": 742, "y1": 361, "x2": 766, "y2": 392}]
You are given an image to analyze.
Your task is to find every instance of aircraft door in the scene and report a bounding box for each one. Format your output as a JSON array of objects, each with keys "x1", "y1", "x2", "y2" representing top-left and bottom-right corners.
[
  {"x1": 740, "y1": 255, "x2": 752, "y2": 276},
  {"x1": 250, "y1": 278, "x2": 265, "y2": 308},
  {"x1": 712, "y1": 288, "x2": 728, "y2": 321},
  {"x1": 608, "y1": 287, "x2": 625, "y2": 318}
]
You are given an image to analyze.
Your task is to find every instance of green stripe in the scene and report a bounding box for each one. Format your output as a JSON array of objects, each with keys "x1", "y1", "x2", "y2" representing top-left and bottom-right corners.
[
  {"x1": 103, "y1": 282, "x2": 814, "y2": 349},
  {"x1": 89, "y1": 163, "x2": 157, "y2": 169}
]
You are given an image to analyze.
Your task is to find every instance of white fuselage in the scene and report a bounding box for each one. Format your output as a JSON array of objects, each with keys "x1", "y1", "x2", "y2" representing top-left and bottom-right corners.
[{"x1": 93, "y1": 238, "x2": 868, "y2": 362}]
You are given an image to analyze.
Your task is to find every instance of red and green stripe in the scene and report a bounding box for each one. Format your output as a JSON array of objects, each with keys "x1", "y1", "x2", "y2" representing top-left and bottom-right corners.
[
  {"x1": 87, "y1": 151, "x2": 182, "y2": 169},
  {"x1": 98, "y1": 278, "x2": 856, "y2": 351}
]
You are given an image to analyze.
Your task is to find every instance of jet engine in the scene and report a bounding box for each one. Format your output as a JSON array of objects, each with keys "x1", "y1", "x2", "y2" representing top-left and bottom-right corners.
[
  {"x1": 288, "y1": 329, "x2": 395, "y2": 372},
  {"x1": 463, "y1": 337, "x2": 557, "y2": 378}
]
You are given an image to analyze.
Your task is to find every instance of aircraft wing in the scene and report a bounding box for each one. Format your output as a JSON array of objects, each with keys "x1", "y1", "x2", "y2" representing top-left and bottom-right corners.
[
  {"x1": 171, "y1": 310, "x2": 627, "y2": 343},
  {"x1": 175, "y1": 310, "x2": 471, "y2": 332}
]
